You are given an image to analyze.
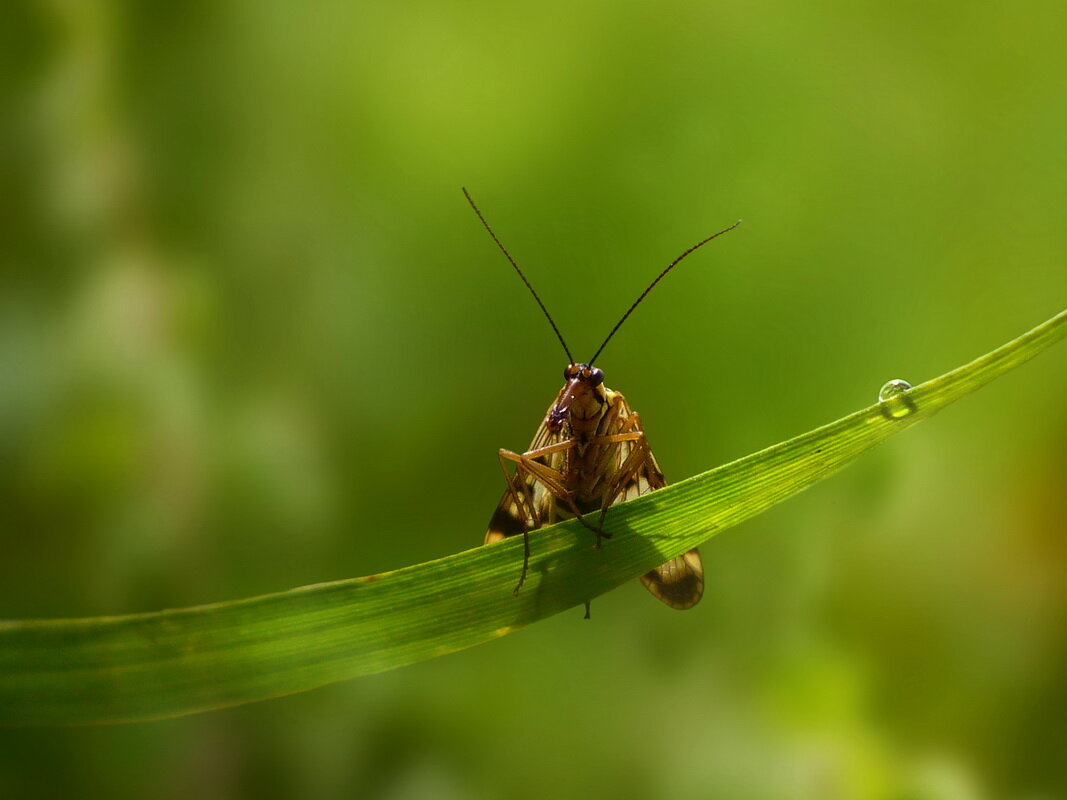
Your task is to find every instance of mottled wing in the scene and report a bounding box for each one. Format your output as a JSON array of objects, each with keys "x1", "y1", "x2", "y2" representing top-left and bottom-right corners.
[
  {"x1": 484, "y1": 482, "x2": 532, "y2": 545},
  {"x1": 484, "y1": 388, "x2": 568, "y2": 545},
  {"x1": 611, "y1": 396, "x2": 704, "y2": 610},
  {"x1": 640, "y1": 549, "x2": 704, "y2": 610}
]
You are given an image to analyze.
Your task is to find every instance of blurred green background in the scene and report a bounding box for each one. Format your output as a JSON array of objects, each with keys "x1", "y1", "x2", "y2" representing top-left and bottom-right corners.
[{"x1": 3, "y1": 1, "x2": 1067, "y2": 798}]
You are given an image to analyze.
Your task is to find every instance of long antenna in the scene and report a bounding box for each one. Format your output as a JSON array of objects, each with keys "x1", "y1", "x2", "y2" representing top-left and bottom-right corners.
[
  {"x1": 588, "y1": 219, "x2": 742, "y2": 365},
  {"x1": 463, "y1": 188, "x2": 574, "y2": 364}
]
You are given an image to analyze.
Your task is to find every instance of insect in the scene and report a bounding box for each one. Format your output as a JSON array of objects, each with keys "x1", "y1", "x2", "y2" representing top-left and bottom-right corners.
[{"x1": 464, "y1": 189, "x2": 739, "y2": 615}]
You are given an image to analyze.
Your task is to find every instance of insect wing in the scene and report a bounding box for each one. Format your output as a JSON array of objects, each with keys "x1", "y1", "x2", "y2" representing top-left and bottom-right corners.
[
  {"x1": 484, "y1": 388, "x2": 704, "y2": 611},
  {"x1": 611, "y1": 399, "x2": 705, "y2": 610},
  {"x1": 640, "y1": 549, "x2": 704, "y2": 610},
  {"x1": 484, "y1": 389, "x2": 567, "y2": 545},
  {"x1": 484, "y1": 485, "x2": 530, "y2": 545}
]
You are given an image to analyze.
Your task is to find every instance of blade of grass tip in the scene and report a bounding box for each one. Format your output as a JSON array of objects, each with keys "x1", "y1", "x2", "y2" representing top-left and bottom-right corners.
[{"x1": 0, "y1": 309, "x2": 1064, "y2": 725}]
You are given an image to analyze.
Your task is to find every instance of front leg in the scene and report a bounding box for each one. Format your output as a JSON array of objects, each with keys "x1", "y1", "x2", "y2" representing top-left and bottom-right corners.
[
  {"x1": 586, "y1": 411, "x2": 651, "y2": 540},
  {"x1": 495, "y1": 438, "x2": 595, "y2": 594},
  {"x1": 499, "y1": 444, "x2": 601, "y2": 535}
]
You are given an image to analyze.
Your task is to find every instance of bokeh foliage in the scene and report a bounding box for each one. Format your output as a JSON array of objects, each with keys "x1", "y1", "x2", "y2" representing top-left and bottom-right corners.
[
  {"x1": 2, "y1": 1, "x2": 1067, "y2": 798},
  {"x1": 2, "y1": 309, "x2": 1063, "y2": 728}
]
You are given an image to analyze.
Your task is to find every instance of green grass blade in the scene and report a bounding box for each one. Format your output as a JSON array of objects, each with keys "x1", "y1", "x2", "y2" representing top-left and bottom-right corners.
[{"x1": 2, "y1": 310, "x2": 1065, "y2": 725}]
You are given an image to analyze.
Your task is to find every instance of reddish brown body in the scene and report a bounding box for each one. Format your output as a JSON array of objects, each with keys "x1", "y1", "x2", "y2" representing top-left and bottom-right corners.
[
  {"x1": 463, "y1": 188, "x2": 737, "y2": 613},
  {"x1": 485, "y1": 363, "x2": 704, "y2": 610}
]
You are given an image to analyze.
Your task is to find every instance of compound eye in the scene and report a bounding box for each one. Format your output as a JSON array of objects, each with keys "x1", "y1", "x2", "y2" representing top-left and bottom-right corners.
[
  {"x1": 589, "y1": 368, "x2": 604, "y2": 387},
  {"x1": 563, "y1": 365, "x2": 576, "y2": 381}
]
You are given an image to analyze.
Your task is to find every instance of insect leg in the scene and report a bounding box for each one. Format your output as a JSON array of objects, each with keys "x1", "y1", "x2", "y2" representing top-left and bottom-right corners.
[
  {"x1": 596, "y1": 425, "x2": 657, "y2": 534},
  {"x1": 496, "y1": 440, "x2": 593, "y2": 593},
  {"x1": 494, "y1": 452, "x2": 542, "y2": 594},
  {"x1": 500, "y1": 444, "x2": 600, "y2": 534},
  {"x1": 499, "y1": 446, "x2": 573, "y2": 501},
  {"x1": 491, "y1": 476, "x2": 537, "y2": 596},
  {"x1": 589, "y1": 431, "x2": 644, "y2": 446},
  {"x1": 582, "y1": 411, "x2": 649, "y2": 545}
]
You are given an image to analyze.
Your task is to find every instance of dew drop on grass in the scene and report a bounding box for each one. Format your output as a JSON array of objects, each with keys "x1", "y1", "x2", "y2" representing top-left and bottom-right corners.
[{"x1": 878, "y1": 379, "x2": 916, "y2": 419}]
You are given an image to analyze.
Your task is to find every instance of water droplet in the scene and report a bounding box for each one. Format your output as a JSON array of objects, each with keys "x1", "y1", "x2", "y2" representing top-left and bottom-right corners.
[{"x1": 878, "y1": 379, "x2": 916, "y2": 419}]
